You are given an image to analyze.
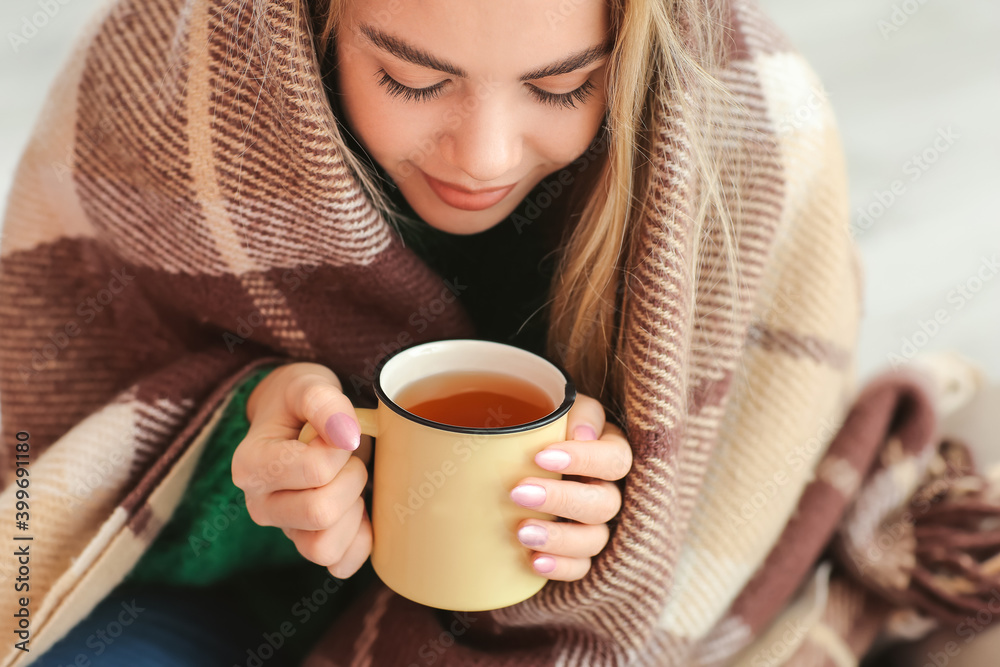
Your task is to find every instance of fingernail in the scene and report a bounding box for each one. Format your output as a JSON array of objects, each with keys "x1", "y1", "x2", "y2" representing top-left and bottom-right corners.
[
  {"x1": 510, "y1": 484, "x2": 546, "y2": 508},
  {"x1": 532, "y1": 555, "x2": 556, "y2": 574},
  {"x1": 518, "y1": 525, "x2": 548, "y2": 547},
  {"x1": 324, "y1": 412, "x2": 360, "y2": 451},
  {"x1": 535, "y1": 449, "x2": 571, "y2": 472},
  {"x1": 573, "y1": 424, "x2": 598, "y2": 441}
]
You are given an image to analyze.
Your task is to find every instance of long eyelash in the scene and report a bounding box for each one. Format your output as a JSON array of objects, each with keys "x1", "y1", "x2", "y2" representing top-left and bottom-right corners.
[
  {"x1": 375, "y1": 68, "x2": 447, "y2": 102},
  {"x1": 527, "y1": 79, "x2": 596, "y2": 110},
  {"x1": 374, "y1": 68, "x2": 596, "y2": 110}
]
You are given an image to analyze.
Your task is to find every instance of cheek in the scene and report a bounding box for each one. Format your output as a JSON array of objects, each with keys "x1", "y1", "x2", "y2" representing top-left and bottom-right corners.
[
  {"x1": 335, "y1": 57, "x2": 424, "y2": 170},
  {"x1": 532, "y1": 110, "x2": 605, "y2": 168}
]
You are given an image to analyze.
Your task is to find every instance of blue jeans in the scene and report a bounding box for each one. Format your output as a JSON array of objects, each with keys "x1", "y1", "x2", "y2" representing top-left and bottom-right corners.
[
  {"x1": 36, "y1": 563, "x2": 374, "y2": 666},
  {"x1": 35, "y1": 584, "x2": 264, "y2": 666}
]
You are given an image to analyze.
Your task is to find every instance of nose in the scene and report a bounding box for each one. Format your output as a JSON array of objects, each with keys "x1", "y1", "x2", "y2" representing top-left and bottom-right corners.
[{"x1": 438, "y1": 94, "x2": 522, "y2": 184}]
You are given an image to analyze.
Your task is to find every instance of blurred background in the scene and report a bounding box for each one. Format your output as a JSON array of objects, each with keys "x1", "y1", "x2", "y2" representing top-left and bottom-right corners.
[
  {"x1": 1, "y1": 0, "x2": 998, "y2": 383},
  {"x1": 759, "y1": 0, "x2": 1000, "y2": 385}
]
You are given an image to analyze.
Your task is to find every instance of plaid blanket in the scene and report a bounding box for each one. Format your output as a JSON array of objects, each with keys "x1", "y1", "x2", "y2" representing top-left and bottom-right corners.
[{"x1": 1, "y1": 0, "x2": 997, "y2": 664}]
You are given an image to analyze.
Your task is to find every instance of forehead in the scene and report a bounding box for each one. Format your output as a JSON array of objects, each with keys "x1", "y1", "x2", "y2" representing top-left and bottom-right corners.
[{"x1": 344, "y1": 0, "x2": 611, "y2": 76}]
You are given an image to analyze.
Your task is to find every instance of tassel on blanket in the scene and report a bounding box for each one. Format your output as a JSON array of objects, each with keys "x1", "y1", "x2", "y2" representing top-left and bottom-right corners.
[
  {"x1": 839, "y1": 437, "x2": 1000, "y2": 628},
  {"x1": 907, "y1": 439, "x2": 1000, "y2": 625}
]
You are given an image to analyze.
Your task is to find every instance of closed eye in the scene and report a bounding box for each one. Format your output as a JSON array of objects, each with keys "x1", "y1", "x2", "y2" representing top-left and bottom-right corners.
[
  {"x1": 375, "y1": 69, "x2": 447, "y2": 102},
  {"x1": 525, "y1": 80, "x2": 596, "y2": 110},
  {"x1": 375, "y1": 69, "x2": 597, "y2": 110}
]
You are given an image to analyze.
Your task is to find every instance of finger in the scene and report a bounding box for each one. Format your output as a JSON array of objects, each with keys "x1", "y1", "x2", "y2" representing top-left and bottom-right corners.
[
  {"x1": 284, "y1": 496, "x2": 366, "y2": 567},
  {"x1": 249, "y1": 456, "x2": 368, "y2": 530},
  {"x1": 516, "y1": 519, "x2": 610, "y2": 559},
  {"x1": 533, "y1": 424, "x2": 632, "y2": 481},
  {"x1": 327, "y1": 506, "x2": 374, "y2": 580},
  {"x1": 528, "y1": 553, "x2": 592, "y2": 582},
  {"x1": 510, "y1": 477, "x2": 621, "y2": 525},
  {"x1": 249, "y1": 367, "x2": 360, "y2": 451},
  {"x1": 565, "y1": 392, "x2": 605, "y2": 443},
  {"x1": 233, "y1": 436, "x2": 353, "y2": 495},
  {"x1": 234, "y1": 369, "x2": 361, "y2": 492}
]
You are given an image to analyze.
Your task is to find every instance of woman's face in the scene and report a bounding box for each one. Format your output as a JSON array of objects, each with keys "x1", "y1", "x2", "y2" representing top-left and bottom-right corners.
[{"x1": 334, "y1": 0, "x2": 611, "y2": 235}]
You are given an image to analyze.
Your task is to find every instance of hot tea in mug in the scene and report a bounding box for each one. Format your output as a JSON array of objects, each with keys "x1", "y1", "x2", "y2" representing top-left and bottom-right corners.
[{"x1": 395, "y1": 370, "x2": 557, "y2": 428}]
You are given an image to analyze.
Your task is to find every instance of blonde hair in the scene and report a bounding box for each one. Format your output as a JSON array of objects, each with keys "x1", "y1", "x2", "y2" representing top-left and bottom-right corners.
[{"x1": 311, "y1": 0, "x2": 740, "y2": 420}]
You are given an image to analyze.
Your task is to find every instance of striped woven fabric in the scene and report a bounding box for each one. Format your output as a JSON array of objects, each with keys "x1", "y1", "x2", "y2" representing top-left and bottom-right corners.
[{"x1": 2, "y1": 0, "x2": 997, "y2": 665}]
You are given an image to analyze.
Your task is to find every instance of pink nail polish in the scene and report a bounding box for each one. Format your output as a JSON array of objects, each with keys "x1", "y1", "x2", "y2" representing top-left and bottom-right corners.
[
  {"x1": 324, "y1": 412, "x2": 360, "y2": 451},
  {"x1": 510, "y1": 484, "x2": 546, "y2": 508},
  {"x1": 518, "y1": 525, "x2": 548, "y2": 547},
  {"x1": 535, "y1": 449, "x2": 571, "y2": 471},
  {"x1": 533, "y1": 555, "x2": 556, "y2": 574},
  {"x1": 573, "y1": 424, "x2": 598, "y2": 441}
]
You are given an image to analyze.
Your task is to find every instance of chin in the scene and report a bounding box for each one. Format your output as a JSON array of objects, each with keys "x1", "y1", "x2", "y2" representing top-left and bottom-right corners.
[{"x1": 419, "y1": 211, "x2": 510, "y2": 235}]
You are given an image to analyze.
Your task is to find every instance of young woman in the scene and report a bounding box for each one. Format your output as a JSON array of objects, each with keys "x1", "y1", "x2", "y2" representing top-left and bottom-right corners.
[
  {"x1": 234, "y1": 0, "x2": 632, "y2": 589},
  {"x1": 3, "y1": 0, "x2": 874, "y2": 664}
]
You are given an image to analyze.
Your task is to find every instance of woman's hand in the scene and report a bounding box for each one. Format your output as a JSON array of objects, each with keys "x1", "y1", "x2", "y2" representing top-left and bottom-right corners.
[
  {"x1": 509, "y1": 393, "x2": 633, "y2": 581},
  {"x1": 232, "y1": 363, "x2": 372, "y2": 579}
]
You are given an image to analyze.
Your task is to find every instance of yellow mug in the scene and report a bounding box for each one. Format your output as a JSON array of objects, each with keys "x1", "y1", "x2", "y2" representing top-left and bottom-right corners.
[{"x1": 298, "y1": 339, "x2": 576, "y2": 611}]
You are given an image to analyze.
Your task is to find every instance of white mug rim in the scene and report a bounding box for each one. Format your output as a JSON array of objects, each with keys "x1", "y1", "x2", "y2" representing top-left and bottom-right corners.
[{"x1": 371, "y1": 339, "x2": 576, "y2": 434}]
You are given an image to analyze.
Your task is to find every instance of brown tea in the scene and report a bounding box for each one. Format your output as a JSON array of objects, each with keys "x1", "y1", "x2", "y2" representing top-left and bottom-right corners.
[{"x1": 395, "y1": 371, "x2": 555, "y2": 428}]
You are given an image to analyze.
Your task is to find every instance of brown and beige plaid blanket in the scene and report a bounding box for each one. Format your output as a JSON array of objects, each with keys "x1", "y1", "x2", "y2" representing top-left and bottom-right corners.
[{"x1": 1, "y1": 0, "x2": 998, "y2": 664}]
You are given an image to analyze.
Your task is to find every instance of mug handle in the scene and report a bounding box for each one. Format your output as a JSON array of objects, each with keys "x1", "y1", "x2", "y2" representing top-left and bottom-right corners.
[{"x1": 297, "y1": 407, "x2": 379, "y2": 444}]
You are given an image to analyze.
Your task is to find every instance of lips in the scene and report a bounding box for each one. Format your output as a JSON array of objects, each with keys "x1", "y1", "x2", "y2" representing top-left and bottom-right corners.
[{"x1": 421, "y1": 171, "x2": 516, "y2": 211}]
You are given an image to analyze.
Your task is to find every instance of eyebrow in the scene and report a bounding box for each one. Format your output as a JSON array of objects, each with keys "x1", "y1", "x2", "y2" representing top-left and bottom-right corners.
[
  {"x1": 358, "y1": 23, "x2": 612, "y2": 81},
  {"x1": 518, "y1": 42, "x2": 613, "y2": 80}
]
